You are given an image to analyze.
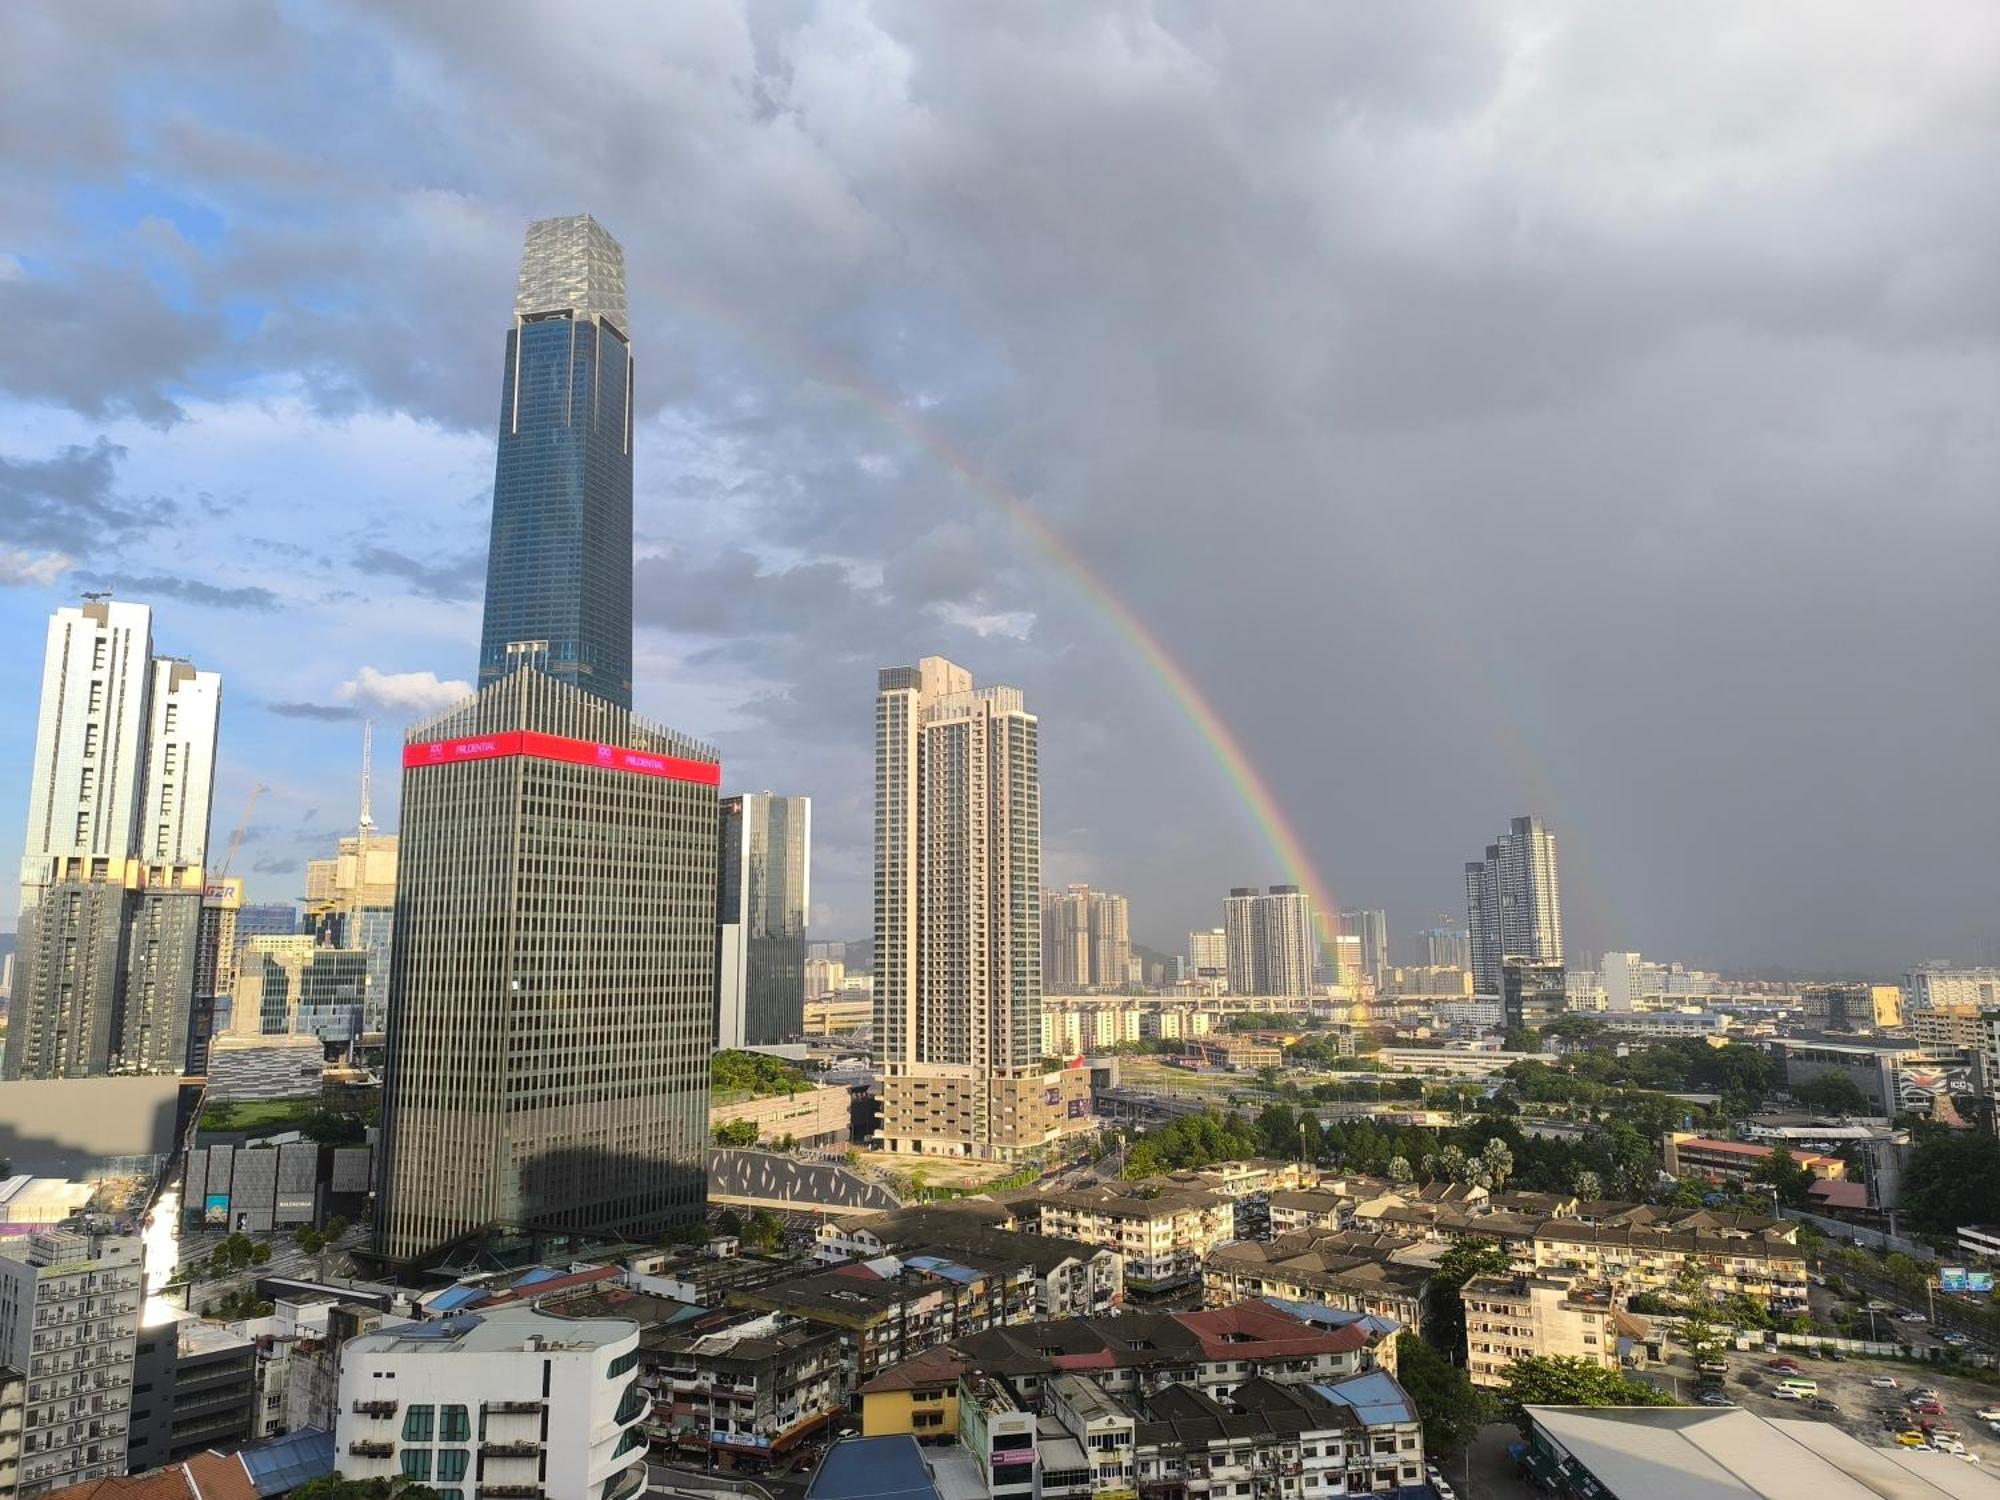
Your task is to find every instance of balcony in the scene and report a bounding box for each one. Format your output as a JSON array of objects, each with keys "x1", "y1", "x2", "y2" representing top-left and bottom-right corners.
[
  {"x1": 351, "y1": 1399, "x2": 398, "y2": 1418},
  {"x1": 347, "y1": 1441, "x2": 394, "y2": 1459},
  {"x1": 481, "y1": 1442, "x2": 540, "y2": 1459}
]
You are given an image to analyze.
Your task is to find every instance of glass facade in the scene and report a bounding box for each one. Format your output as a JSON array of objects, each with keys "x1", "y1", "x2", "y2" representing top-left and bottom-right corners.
[
  {"x1": 715, "y1": 793, "x2": 810, "y2": 1048},
  {"x1": 478, "y1": 216, "x2": 634, "y2": 710}
]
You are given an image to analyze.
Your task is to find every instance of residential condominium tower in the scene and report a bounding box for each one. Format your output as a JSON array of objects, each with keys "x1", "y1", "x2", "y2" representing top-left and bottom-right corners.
[
  {"x1": 875, "y1": 658, "x2": 1063, "y2": 1160},
  {"x1": 1042, "y1": 883, "x2": 1131, "y2": 992},
  {"x1": 477, "y1": 213, "x2": 635, "y2": 710},
  {"x1": 8, "y1": 598, "x2": 221, "y2": 1078},
  {"x1": 1222, "y1": 885, "x2": 1315, "y2": 997},
  {"x1": 716, "y1": 791, "x2": 811, "y2": 1049},
  {"x1": 1465, "y1": 815, "x2": 1563, "y2": 995}
]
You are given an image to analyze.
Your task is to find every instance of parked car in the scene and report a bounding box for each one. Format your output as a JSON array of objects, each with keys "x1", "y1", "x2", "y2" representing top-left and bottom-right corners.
[
  {"x1": 1936, "y1": 1439, "x2": 1967, "y2": 1457},
  {"x1": 1979, "y1": 1408, "x2": 2000, "y2": 1423},
  {"x1": 1825, "y1": 1347, "x2": 1847, "y2": 1361},
  {"x1": 1869, "y1": 1376, "x2": 1900, "y2": 1389},
  {"x1": 1697, "y1": 1392, "x2": 1734, "y2": 1408},
  {"x1": 1698, "y1": 1358, "x2": 1730, "y2": 1376},
  {"x1": 1768, "y1": 1359, "x2": 1803, "y2": 1372},
  {"x1": 1911, "y1": 1403, "x2": 1946, "y2": 1419},
  {"x1": 1899, "y1": 1312, "x2": 1927, "y2": 1324},
  {"x1": 1812, "y1": 1398, "x2": 1840, "y2": 1412},
  {"x1": 1775, "y1": 1388, "x2": 1805, "y2": 1402},
  {"x1": 1896, "y1": 1431, "x2": 1929, "y2": 1447}
]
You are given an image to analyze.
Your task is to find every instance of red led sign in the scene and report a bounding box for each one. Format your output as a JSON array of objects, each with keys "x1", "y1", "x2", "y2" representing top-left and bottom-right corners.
[{"x1": 403, "y1": 730, "x2": 720, "y2": 787}]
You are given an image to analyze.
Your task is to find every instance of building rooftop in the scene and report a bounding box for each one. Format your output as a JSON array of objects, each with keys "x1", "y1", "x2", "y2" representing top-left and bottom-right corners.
[
  {"x1": 1529, "y1": 1404, "x2": 2000, "y2": 1500},
  {"x1": 349, "y1": 1304, "x2": 634, "y2": 1357},
  {"x1": 805, "y1": 1435, "x2": 941, "y2": 1500}
]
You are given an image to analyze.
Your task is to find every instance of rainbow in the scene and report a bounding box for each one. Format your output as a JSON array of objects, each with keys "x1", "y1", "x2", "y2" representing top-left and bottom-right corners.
[{"x1": 657, "y1": 279, "x2": 1343, "y2": 936}]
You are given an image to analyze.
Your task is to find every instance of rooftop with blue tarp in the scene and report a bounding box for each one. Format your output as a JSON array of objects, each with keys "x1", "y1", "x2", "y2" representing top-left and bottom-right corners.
[
  {"x1": 1314, "y1": 1370, "x2": 1417, "y2": 1425},
  {"x1": 237, "y1": 1427, "x2": 336, "y2": 1496},
  {"x1": 806, "y1": 1435, "x2": 941, "y2": 1500},
  {"x1": 1264, "y1": 1296, "x2": 1403, "y2": 1338}
]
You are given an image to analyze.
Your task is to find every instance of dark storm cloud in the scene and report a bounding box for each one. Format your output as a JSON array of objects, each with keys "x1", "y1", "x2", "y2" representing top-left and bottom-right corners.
[
  {"x1": 87, "y1": 572, "x2": 280, "y2": 612},
  {"x1": 3, "y1": 3, "x2": 1996, "y2": 965},
  {"x1": 267, "y1": 701, "x2": 362, "y2": 722},
  {"x1": 0, "y1": 439, "x2": 171, "y2": 551},
  {"x1": 355, "y1": 544, "x2": 487, "y2": 602}
]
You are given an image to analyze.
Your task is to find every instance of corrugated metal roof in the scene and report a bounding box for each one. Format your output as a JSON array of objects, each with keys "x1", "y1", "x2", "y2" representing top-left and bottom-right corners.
[{"x1": 806, "y1": 1435, "x2": 940, "y2": 1500}]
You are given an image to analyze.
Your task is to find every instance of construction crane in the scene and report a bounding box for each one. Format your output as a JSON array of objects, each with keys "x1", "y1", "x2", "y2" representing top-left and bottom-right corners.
[
  {"x1": 357, "y1": 720, "x2": 376, "y2": 834},
  {"x1": 216, "y1": 783, "x2": 268, "y2": 882}
]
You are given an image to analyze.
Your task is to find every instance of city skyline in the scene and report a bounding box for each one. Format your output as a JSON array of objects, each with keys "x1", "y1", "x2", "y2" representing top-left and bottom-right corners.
[{"x1": 0, "y1": 8, "x2": 1995, "y2": 973}]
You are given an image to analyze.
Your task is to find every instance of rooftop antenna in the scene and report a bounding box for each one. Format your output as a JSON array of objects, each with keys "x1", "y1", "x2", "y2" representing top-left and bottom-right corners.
[
  {"x1": 357, "y1": 719, "x2": 377, "y2": 834},
  {"x1": 81, "y1": 589, "x2": 114, "y2": 604}
]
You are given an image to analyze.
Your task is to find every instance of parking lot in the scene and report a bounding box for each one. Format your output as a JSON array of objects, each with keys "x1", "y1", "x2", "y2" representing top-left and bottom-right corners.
[{"x1": 1690, "y1": 1348, "x2": 2000, "y2": 1465}]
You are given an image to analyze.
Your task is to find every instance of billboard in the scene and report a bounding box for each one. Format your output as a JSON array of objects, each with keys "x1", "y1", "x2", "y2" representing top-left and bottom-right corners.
[
  {"x1": 1943, "y1": 1267, "x2": 1994, "y2": 1294},
  {"x1": 204, "y1": 1193, "x2": 231, "y2": 1226}
]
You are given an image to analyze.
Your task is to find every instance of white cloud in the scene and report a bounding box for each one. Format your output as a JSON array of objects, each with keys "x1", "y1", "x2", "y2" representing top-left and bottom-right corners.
[
  {"x1": 0, "y1": 548, "x2": 71, "y2": 586},
  {"x1": 337, "y1": 666, "x2": 473, "y2": 718}
]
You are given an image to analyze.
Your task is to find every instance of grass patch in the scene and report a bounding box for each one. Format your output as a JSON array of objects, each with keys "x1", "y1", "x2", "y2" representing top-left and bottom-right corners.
[{"x1": 198, "y1": 1096, "x2": 319, "y2": 1135}]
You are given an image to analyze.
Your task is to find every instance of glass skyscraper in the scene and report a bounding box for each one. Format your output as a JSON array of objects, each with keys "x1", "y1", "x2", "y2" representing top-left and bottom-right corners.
[{"x1": 478, "y1": 214, "x2": 635, "y2": 710}]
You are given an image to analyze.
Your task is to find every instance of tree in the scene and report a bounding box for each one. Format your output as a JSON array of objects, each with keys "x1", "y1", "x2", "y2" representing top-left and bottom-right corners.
[
  {"x1": 1668, "y1": 1257, "x2": 1727, "y2": 1355},
  {"x1": 1750, "y1": 1147, "x2": 1815, "y2": 1208},
  {"x1": 1387, "y1": 1156, "x2": 1413, "y2": 1184},
  {"x1": 743, "y1": 1209, "x2": 784, "y2": 1251},
  {"x1": 1498, "y1": 1356, "x2": 1677, "y2": 1434},
  {"x1": 1570, "y1": 1169, "x2": 1601, "y2": 1200},
  {"x1": 1427, "y1": 1237, "x2": 1514, "y2": 1361},
  {"x1": 1477, "y1": 1138, "x2": 1514, "y2": 1192},
  {"x1": 1900, "y1": 1125, "x2": 2000, "y2": 1233},
  {"x1": 1792, "y1": 1072, "x2": 1869, "y2": 1116},
  {"x1": 713, "y1": 1119, "x2": 760, "y2": 1147},
  {"x1": 715, "y1": 1209, "x2": 744, "y2": 1237},
  {"x1": 1395, "y1": 1333, "x2": 1490, "y2": 1461},
  {"x1": 250, "y1": 1240, "x2": 272, "y2": 1265},
  {"x1": 294, "y1": 1475, "x2": 443, "y2": 1500}
]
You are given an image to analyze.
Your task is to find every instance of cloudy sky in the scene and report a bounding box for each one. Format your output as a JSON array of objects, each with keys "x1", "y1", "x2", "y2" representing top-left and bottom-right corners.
[{"x1": 3, "y1": 2, "x2": 1996, "y2": 975}]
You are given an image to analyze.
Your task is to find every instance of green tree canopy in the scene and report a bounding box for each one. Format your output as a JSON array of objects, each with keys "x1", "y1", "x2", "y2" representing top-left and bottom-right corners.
[
  {"x1": 1395, "y1": 1332, "x2": 1491, "y2": 1460},
  {"x1": 1498, "y1": 1356, "x2": 1677, "y2": 1434},
  {"x1": 711, "y1": 1050, "x2": 809, "y2": 1098},
  {"x1": 1791, "y1": 1072, "x2": 1869, "y2": 1115},
  {"x1": 1900, "y1": 1125, "x2": 2000, "y2": 1233},
  {"x1": 1426, "y1": 1236, "x2": 1515, "y2": 1361},
  {"x1": 712, "y1": 1119, "x2": 760, "y2": 1147}
]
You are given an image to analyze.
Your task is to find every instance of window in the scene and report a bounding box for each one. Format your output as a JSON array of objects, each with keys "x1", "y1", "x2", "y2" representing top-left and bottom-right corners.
[
  {"x1": 440, "y1": 1406, "x2": 470, "y2": 1441},
  {"x1": 608, "y1": 1350, "x2": 638, "y2": 1379},
  {"x1": 437, "y1": 1449, "x2": 469, "y2": 1482},
  {"x1": 400, "y1": 1450, "x2": 432, "y2": 1481},
  {"x1": 403, "y1": 1405, "x2": 435, "y2": 1442}
]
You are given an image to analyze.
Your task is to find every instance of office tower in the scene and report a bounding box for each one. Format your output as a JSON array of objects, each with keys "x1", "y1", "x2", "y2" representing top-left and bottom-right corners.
[
  {"x1": 1414, "y1": 924, "x2": 1472, "y2": 972},
  {"x1": 1222, "y1": 885, "x2": 1316, "y2": 997},
  {"x1": 228, "y1": 934, "x2": 371, "y2": 1054},
  {"x1": 1041, "y1": 884, "x2": 1132, "y2": 992},
  {"x1": 715, "y1": 791, "x2": 811, "y2": 1049},
  {"x1": 1188, "y1": 928, "x2": 1229, "y2": 983},
  {"x1": 1336, "y1": 908, "x2": 1389, "y2": 987},
  {"x1": 0, "y1": 1224, "x2": 143, "y2": 1496},
  {"x1": 303, "y1": 841, "x2": 398, "y2": 1043},
  {"x1": 1599, "y1": 951, "x2": 1643, "y2": 1013},
  {"x1": 9, "y1": 599, "x2": 221, "y2": 1079},
  {"x1": 876, "y1": 657, "x2": 1068, "y2": 1160},
  {"x1": 1330, "y1": 933, "x2": 1365, "y2": 989},
  {"x1": 377, "y1": 215, "x2": 714, "y2": 1265},
  {"x1": 375, "y1": 666, "x2": 719, "y2": 1265},
  {"x1": 1465, "y1": 815, "x2": 1563, "y2": 995},
  {"x1": 1503, "y1": 957, "x2": 1568, "y2": 1031},
  {"x1": 477, "y1": 214, "x2": 634, "y2": 710}
]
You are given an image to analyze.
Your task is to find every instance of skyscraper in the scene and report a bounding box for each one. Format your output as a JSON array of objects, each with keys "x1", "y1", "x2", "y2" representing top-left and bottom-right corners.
[
  {"x1": 716, "y1": 792, "x2": 811, "y2": 1049},
  {"x1": 1414, "y1": 924, "x2": 1472, "y2": 972},
  {"x1": 376, "y1": 217, "x2": 718, "y2": 1267},
  {"x1": 1041, "y1": 883, "x2": 1131, "y2": 992},
  {"x1": 1188, "y1": 928, "x2": 1229, "y2": 984},
  {"x1": 1465, "y1": 815, "x2": 1563, "y2": 995},
  {"x1": 1222, "y1": 885, "x2": 1316, "y2": 997},
  {"x1": 477, "y1": 214, "x2": 634, "y2": 710},
  {"x1": 876, "y1": 658, "x2": 1080, "y2": 1159},
  {"x1": 8, "y1": 598, "x2": 220, "y2": 1079},
  {"x1": 1336, "y1": 908, "x2": 1389, "y2": 988}
]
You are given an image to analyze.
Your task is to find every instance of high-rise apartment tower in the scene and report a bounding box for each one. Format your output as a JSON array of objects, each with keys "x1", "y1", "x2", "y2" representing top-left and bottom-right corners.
[
  {"x1": 716, "y1": 792, "x2": 810, "y2": 1049},
  {"x1": 477, "y1": 214, "x2": 634, "y2": 709},
  {"x1": 1465, "y1": 815, "x2": 1563, "y2": 995},
  {"x1": 1223, "y1": 885, "x2": 1316, "y2": 997},
  {"x1": 8, "y1": 599, "x2": 220, "y2": 1079},
  {"x1": 1041, "y1": 884, "x2": 1131, "y2": 992},
  {"x1": 875, "y1": 658, "x2": 1080, "y2": 1159}
]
